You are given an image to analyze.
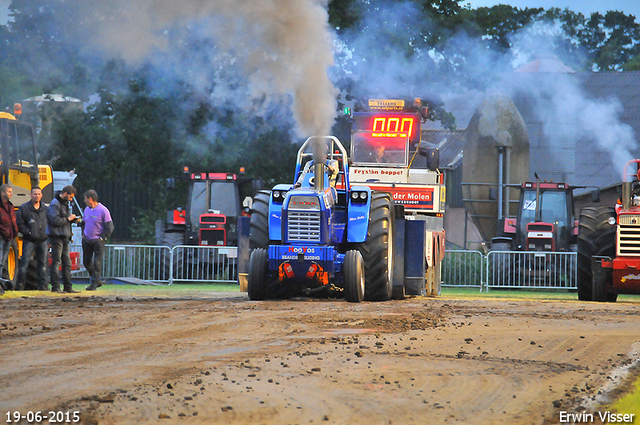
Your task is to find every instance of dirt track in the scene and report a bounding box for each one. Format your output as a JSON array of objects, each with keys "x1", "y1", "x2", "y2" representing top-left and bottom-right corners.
[{"x1": 1, "y1": 292, "x2": 639, "y2": 425}]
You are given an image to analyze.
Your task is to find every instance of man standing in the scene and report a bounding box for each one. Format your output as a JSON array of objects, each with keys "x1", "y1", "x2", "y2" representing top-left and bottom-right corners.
[
  {"x1": 47, "y1": 185, "x2": 79, "y2": 294},
  {"x1": 16, "y1": 187, "x2": 48, "y2": 291},
  {"x1": 0, "y1": 184, "x2": 18, "y2": 294},
  {"x1": 82, "y1": 190, "x2": 114, "y2": 291}
]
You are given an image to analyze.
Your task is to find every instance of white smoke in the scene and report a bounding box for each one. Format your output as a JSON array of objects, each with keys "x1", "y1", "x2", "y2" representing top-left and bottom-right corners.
[
  {"x1": 78, "y1": 0, "x2": 337, "y2": 138},
  {"x1": 339, "y1": 6, "x2": 636, "y2": 182},
  {"x1": 501, "y1": 21, "x2": 637, "y2": 181},
  {"x1": 511, "y1": 73, "x2": 634, "y2": 170}
]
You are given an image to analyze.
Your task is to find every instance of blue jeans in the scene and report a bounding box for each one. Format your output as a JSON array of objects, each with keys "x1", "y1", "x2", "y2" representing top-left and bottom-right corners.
[
  {"x1": 0, "y1": 238, "x2": 13, "y2": 282},
  {"x1": 49, "y1": 237, "x2": 72, "y2": 290},
  {"x1": 17, "y1": 240, "x2": 48, "y2": 290}
]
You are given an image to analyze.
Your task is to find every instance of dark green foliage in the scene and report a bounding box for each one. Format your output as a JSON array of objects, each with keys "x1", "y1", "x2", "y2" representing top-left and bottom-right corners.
[{"x1": 1, "y1": 0, "x2": 639, "y2": 240}]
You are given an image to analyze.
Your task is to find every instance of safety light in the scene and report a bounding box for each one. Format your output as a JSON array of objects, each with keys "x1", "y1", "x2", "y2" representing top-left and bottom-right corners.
[
  {"x1": 343, "y1": 107, "x2": 351, "y2": 115},
  {"x1": 13, "y1": 103, "x2": 22, "y2": 116}
]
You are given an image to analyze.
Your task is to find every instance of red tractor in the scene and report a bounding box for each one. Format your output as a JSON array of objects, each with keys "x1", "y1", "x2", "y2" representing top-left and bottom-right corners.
[
  {"x1": 490, "y1": 174, "x2": 580, "y2": 287},
  {"x1": 159, "y1": 168, "x2": 261, "y2": 249},
  {"x1": 577, "y1": 159, "x2": 640, "y2": 302}
]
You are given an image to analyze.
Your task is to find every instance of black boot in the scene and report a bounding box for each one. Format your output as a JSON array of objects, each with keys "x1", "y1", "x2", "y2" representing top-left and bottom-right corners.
[
  {"x1": 63, "y1": 285, "x2": 80, "y2": 294},
  {"x1": 86, "y1": 283, "x2": 97, "y2": 291},
  {"x1": 51, "y1": 286, "x2": 63, "y2": 293}
]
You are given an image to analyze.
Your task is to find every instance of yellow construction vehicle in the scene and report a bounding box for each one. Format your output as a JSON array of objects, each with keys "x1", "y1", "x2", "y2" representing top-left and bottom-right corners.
[{"x1": 0, "y1": 104, "x2": 54, "y2": 287}]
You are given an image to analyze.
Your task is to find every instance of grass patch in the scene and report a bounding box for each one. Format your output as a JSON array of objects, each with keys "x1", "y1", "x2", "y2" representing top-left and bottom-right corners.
[
  {"x1": 607, "y1": 374, "x2": 640, "y2": 418},
  {"x1": 441, "y1": 287, "x2": 640, "y2": 302},
  {"x1": 1, "y1": 282, "x2": 241, "y2": 298},
  {"x1": 3, "y1": 284, "x2": 640, "y2": 303}
]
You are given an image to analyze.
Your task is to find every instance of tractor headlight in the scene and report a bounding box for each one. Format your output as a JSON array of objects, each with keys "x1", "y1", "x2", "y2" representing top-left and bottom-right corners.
[
  {"x1": 350, "y1": 191, "x2": 368, "y2": 203},
  {"x1": 608, "y1": 217, "x2": 617, "y2": 225},
  {"x1": 273, "y1": 191, "x2": 281, "y2": 199}
]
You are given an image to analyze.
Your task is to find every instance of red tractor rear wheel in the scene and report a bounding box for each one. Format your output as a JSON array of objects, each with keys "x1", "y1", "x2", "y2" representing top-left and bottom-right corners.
[{"x1": 577, "y1": 206, "x2": 616, "y2": 302}]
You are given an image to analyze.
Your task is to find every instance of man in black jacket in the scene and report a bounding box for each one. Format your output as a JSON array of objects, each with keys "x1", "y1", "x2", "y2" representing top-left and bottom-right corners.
[
  {"x1": 47, "y1": 185, "x2": 79, "y2": 294},
  {"x1": 16, "y1": 187, "x2": 48, "y2": 291}
]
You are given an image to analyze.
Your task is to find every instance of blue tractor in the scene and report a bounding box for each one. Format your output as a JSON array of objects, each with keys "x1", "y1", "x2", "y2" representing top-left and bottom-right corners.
[{"x1": 247, "y1": 136, "x2": 432, "y2": 302}]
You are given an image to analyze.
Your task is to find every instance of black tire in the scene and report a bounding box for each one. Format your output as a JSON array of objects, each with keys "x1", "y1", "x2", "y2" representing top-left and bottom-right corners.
[
  {"x1": 162, "y1": 231, "x2": 185, "y2": 281},
  {"x1": 248, "y1": 248, "x2": 268, "y2": 300},
  {"x1": 392, "y1": 284, "x2": 405, "y2": 300},
  {"x1": 344, "y1": 250, "x2": 364, "y2": 303},
  {"x1": 577, "y1": 206, "x2": 616, "y2": 302},
  {"x1": 489, "y1": 242, "x2": 512, "y2": 286},
  {"x1": 250, "y1": 191, "x2": 271, "y2": 250},
  {"x1": 2, "y1": 240, "x2": 19, "y2": 290},
  {"x1": 25, "y1": 258, "x2": 39, "y2": 290},
  {"x1": 358, "y1": 192, "x2": 394, "y2": 301}
]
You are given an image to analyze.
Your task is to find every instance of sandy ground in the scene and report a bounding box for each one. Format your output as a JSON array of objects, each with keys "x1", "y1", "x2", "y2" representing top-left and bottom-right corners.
[{"x1": 1, "y1": 292, "x2": 639, "y2": 425}]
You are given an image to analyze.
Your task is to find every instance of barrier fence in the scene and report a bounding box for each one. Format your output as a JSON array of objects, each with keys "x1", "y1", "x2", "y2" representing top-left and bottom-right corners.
[
  {"x1": 70, "y1": 244, "x2": 238, "y2": 284},
  {"x1": 68, "y1": 245, "x2": 578, "y2": 289},
  {"x1": 442, "y1": 250, "x2": 578, "y2": 291}
]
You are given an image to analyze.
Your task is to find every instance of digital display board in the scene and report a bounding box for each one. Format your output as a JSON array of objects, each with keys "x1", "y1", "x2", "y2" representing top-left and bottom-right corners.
[{"x1": 353, "y1": 113, "x2": 420, "y2": 143}]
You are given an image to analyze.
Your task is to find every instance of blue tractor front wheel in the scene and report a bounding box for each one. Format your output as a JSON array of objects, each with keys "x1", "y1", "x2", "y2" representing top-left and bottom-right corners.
[
  {"x1": 344, "y1": 250, "x2": 365, "y2": 303},
  {"x1": 248, "y1": 248, "x2": 269, "y2": 300}
]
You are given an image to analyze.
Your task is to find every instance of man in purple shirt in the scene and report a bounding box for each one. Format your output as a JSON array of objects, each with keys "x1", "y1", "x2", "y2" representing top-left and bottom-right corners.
[{"x1": 82, "y1": 190, "x2": 114, "y2": 291}]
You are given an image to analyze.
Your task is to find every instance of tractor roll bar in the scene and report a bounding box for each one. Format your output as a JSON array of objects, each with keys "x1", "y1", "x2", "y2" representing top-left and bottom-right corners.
[
  {"x1": 293, "y1": 136, "x2": 350, "y2": 191},
  {"x1": 622, "y1": 159, "x2": 640, "y2": 210}
]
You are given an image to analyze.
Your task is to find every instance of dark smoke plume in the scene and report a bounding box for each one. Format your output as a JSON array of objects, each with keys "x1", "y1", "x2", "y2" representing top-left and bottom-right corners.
[{"x1": 78, "y1": 0, "x2": 337, "y2": 138}]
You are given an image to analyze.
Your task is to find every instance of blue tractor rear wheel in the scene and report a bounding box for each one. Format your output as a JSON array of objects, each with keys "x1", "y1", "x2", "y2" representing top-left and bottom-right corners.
[
  {"x1": 344, "y1": 250, "x2": 364, "y2": 303},
  {"x1": 250, "y1": 191, "x2": 271, "y2": 250},
  {"x1": 358, "y1": 192, "x2": 394, "y2": 301}
]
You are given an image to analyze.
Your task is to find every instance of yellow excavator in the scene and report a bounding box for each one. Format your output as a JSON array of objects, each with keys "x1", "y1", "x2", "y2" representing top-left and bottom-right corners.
[{"x1": 0, "y1": 103, "x2": 54, "y2": 287}]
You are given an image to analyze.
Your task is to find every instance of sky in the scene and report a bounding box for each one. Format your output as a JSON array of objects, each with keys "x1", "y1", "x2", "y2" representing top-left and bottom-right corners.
[
  {"x1": 463, "y1": 0, "x2": 640, "y2": 19},
  {"x1": 0, "y1": 0, "x2": 638, "y2": 24}
]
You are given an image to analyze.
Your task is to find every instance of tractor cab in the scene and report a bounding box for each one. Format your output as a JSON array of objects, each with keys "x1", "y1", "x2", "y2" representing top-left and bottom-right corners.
[
  {"x1": 185, "y1": 173, "x2": 242, "y2": 246},
  {"x1": 513, "y1": 181, "x2": 576, "y2": 251},
  {"x1": 351, "y1": 131, "x2": 409, "y2": 166},
  {"x1": 0, "y1": 108, "x2": 47, "y2": 207}
]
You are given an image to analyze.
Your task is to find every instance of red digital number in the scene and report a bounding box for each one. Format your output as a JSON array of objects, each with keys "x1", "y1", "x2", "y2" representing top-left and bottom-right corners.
[{"x1": 371, "y1": 116, "x2": 414, "y2": 137}]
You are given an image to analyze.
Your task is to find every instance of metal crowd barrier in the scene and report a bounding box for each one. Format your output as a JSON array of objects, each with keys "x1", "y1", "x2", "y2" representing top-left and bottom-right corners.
[
  {"x1": 170, "y1": 245, "x2": 238, "y2": 284},
  {"x1": 70, "y1": 244, "x2": 172, "y2": 283},
  {"x1": 486, "y1": 251, "x2": 577, "y2": 290},
  {"x1": 442, "y1": 250, "x2": 485, "y2": 289},
  {"x1": 69, "y1": 244, "x2": 238, "y2": 284},
  {"x1": 442, "y1": 250, "x2": 577, "y2": 291},
  {"x1": 67, "y1": 245, "x2": 577, "y2": 289}
]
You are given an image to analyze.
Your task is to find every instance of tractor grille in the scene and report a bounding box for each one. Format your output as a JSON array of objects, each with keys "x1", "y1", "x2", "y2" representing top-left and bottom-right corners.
[
  {"x1": 618, "y1": 219, "x2": 640, "y2": 256},
  {"x1": 528, "y1": 223, "x2": 552, "y2": 232},
  {"x1": 619, "y1": 215, "x2": 640, "y2": 225},
  {"x1": 200, "y1": 229, "x2": 225, "y2": 246},
  {"x1": 288, "y1": 211, "x2": 321, "y2": 242},
  {"x1": 201, "y1": 215, "x2": 225, "y2": 223}
]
